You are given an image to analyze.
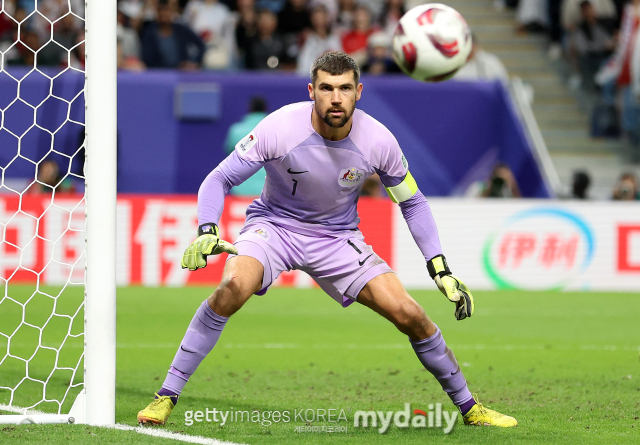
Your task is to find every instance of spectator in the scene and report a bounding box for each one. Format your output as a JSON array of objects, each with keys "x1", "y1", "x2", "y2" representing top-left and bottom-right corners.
[
  {"x1": 7, "y1": 31, "x2": 39, "y2": 66},
  {"x1": 140, "y1": 0, "x2": 205, "y2": 69},
  {"x1": 224, "y1": 96, "x2": 268, "y2": 196},
  {"x1": 341, "y1": 4, "x2": 376, "y2": 67},
  {"x1": 362, "y1": 31, "x2": 400, "y2": 75},
  {"x1": 378, "y1": 0, "x2": 405, "y2": 38},
  {"x1": 28, "y1": 159, "x2": 74, "y2": 194},
  {"x1": 548, "y1": 0, "x2": 563, "y2": 59},
  {"x1": 516, "y1": 0, "x2": 549, "y2": 33},
  {"x1": 308, "y1": 0, "x2": 339, "y2": 24},
  {"x1": 278, "y1": 0, "x2": 310, "y2": 36},
  {"x1": 0, "y1": 4, "x2": 23, "y2": 61},
  {"x1": 0, "y1": 1, "x2": 15, "y2": 42},
  {"x1": 612, "y1": 172, "x2": 639, "y2": 199},
  {"x1": 140, "y1": 0, "x2": 160, "y2": 22},
  {"x1": 277, "y1": 0, "x2": 310, "y2": 63},
  {"x1": 31, "y1": 12, "x2": 80, "y2": 67},
  {"x1": 31, "y1": 0, "x2": 84, "y2": 44},
  {"x1": 562, "y1": 0, "x2": 617, "y2": 32},
  {"x1": 117, "y1": 4, "x2": 145, "y2": 70},
  {"x1": 571, "y1": 170, "x2": 591, "y2": 198},
  {"x1": 117, "y1": 0, "x2": 145, "y2": 30},
  {"x1": 597, "y1": 0, "x2": 640, "y2": 159},
  {"x1": 235, "y1": 0, "x2": 258, "y2": 67},
  {"x1": 570, "y1": 1, "x2": 615, "y2": 91},
  {"x1": 453, "y1": 33, "x2": 509, "y2": 83},
  {"x1": 256, "y1": 0, "x2": 286, "y2": 13},
  {"x1": 182, "y1": 0, "x2": 235, "y2": 70},
  {"x1": 118, "y1": 38, "x2": 146, "y2": 71},
  {"x1": 296, "y1": 4, "x2": 342, "y2": 76},
  {"x1": 336, "y1": 0, "x2": 357, "y2": 30},
  {"x1": 54, "y1": 12, "x2": 81, "y2": 52},
  {"x1": 481, "y1": 163, "x2": 522, "y2": 198},
  {"x1": 245, "y1": 9, "x2": 288, "y2": 70}
]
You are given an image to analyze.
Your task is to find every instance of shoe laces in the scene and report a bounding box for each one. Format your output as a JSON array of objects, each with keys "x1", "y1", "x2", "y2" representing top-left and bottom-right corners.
[
  {"x1": 151, "y1": 393, "x2": 174, "y2": 408},
  {"x1": 472, "y1": 393, "x2": 502, "y2": 419}
]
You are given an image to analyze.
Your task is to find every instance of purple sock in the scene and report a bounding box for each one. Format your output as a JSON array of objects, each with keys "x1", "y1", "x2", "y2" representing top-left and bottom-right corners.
[
  {"x1": 458, "y1": 397, "x2": 476, "y2": 415},
  {"x1": 410, "y1": 325, "x2": 473, "y2": 408},
  {"x1": 157, "y1": 388, "x2": 179, "y2": 406},
  {"x1": 160, "y1": 300, "x2": 228, "y2": 396}
]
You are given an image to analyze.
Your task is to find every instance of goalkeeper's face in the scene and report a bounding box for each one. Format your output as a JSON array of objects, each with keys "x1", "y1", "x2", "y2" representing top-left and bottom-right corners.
[{"x1": 309, "y1": 70, "x2": 362, "y2": 129}]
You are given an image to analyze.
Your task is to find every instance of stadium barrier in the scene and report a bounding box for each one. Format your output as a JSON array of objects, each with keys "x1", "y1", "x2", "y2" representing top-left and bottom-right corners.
[
  {"x1": 1, "y1": 194, "x2": 638, "y2": 291},
  {"x1": 0, "y1": 70, "x2": 550, "y2": 198}
]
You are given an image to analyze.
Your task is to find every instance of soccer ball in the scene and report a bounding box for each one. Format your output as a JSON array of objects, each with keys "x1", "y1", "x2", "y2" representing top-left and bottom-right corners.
[{"x1": 392, "y1": 3, "x2": 472, "y2": 82}]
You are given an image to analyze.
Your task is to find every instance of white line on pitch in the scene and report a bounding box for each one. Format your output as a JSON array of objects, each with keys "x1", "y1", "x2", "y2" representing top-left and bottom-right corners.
[
  {"x1": 1, "y1": 405, "x2": 243, "y2": 444},
  {"x1": 110, "y1": 424, "x2": 245, "y2": 445},
  {"x1": 2, "y1": 342, "x2": 639, "y2": 352},
  {"x1": 0, "y1": 404, "x2": 48, "y2": 415}
]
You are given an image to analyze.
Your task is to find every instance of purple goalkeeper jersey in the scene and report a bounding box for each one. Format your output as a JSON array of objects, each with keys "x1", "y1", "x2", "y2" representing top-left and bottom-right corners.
[{"x1": 198, "y1": 101, "x2": 443, "y2": 261}]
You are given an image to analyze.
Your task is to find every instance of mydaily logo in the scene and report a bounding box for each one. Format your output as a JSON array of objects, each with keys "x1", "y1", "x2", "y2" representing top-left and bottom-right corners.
[
  {"x1": 354, "y1": 403, "x2": 458, "y2": 434},
  {"x1": 184, "y1": 403, "x2": 458, "y2": 434}
]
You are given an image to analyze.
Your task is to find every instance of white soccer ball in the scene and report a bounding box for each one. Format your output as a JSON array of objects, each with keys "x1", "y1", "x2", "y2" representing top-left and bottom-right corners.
[{"x1": 392, "y1": 3, "x2": 472, "y2": 82}]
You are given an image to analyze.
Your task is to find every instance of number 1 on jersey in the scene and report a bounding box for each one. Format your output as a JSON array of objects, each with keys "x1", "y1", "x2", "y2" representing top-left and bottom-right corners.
[{"x1": 291, "y1": 179, "x2": 299, "y2": 196}]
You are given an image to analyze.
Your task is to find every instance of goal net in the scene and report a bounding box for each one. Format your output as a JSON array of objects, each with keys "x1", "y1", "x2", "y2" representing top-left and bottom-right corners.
[{"x1": 0, "y1": 0, "x2": 116, "y2": 425}]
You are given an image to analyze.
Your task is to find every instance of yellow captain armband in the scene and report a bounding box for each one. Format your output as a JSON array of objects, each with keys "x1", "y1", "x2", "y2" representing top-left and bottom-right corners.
[{"x1": 384, "y1": 171, "x2": 418, "y2": 203}]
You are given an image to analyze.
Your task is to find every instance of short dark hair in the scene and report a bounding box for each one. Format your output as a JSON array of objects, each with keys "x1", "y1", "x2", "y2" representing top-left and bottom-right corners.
[
  {"x1": 572, "y1": 170, "x2": 591, "y2": 199},
  {"x1": 310, "y1": 51, "x2": 360, "y2": 85},
  {"x1": 249, "y1": 96, "x2": 267, "y2": 113},
  {"x1": 579, "y1": 0, "x2": 592, "y2": 9}
]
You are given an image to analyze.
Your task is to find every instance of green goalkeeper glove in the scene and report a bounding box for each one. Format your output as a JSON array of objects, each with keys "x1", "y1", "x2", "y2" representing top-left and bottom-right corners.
[
  {"x1": 181, "y1": 223, "x2": 238, "y2": 271},
  {"x1": 427, "y1": 254, "x2": 474, "y2": 321}
]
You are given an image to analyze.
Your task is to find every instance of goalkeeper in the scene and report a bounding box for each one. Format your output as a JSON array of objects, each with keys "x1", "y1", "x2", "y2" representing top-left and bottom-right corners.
[{"x1": 138, "y1": 51, "x2": 517, "y2": 428}]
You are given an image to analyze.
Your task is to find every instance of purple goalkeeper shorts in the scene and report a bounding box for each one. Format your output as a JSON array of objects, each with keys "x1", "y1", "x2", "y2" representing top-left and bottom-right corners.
[{"x1": 227, "y1": 219, "x2": 394, "y2": 307}]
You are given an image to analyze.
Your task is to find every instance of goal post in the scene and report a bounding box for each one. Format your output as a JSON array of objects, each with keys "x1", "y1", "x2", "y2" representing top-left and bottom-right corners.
[
  {"x1": 0, "y1": 0, "x2": 117, "y2": 425},
  {"x1": 84, "y1": 0, "x2": 117, "y2": 426}
]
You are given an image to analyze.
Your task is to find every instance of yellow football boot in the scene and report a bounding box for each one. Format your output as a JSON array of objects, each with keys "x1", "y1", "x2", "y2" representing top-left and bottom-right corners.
[
  {"x1": 137, "y1": 394, "x2": 175, "y2": 425},
  {"x1": 463, "y1": 394, "x2": 518, "y2": 427}
]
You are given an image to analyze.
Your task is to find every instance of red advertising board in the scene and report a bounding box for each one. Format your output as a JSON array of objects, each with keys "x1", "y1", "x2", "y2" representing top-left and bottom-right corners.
[{"x1": 0, "y1": 194, "x2": 393, "y2": 286}]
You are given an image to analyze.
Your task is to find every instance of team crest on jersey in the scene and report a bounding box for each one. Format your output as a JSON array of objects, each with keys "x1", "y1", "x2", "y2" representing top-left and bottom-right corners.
[
  {"x1": 236, "y1": 133, "x2": 257, "y2": 154},
  {"x1": 250, "y1": 227, "x2": 270, "y2": 240},
  {"x1": 338, "y1": 168, "x2": 364, "y2": 186}
]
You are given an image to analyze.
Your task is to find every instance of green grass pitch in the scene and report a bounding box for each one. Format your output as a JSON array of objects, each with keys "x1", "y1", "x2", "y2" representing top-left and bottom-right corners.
[{"x1": 1, "y1": 285, "x2": 639, "y2": 444}]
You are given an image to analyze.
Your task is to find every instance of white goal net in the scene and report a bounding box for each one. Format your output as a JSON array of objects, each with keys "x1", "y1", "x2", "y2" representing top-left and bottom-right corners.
[{"x1": 0, "y1": 0, "x2": 116, "y2": 425}]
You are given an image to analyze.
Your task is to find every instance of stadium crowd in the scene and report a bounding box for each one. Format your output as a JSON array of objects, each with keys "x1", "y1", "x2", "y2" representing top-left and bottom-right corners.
[
  {"x1": 501, "y1": 0, "x2": 640, "y2": 163},
  {"x1": 0, "y1": 0, "x2": 416, "y2": 75},
  {"x1": 1, "y1": 0, "x2": 638, "y2": 199}
]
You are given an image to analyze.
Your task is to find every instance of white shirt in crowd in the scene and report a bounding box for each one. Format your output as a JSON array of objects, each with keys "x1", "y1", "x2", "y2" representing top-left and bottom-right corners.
[
  {"x1": 182, "y1": 0, "x2": 236, "y2": 69},
  {"x1": 296, "y1": 33, "x2": 343, "y2": 76},
  {"x1": 517, "y1": 0, "x2": 550, "y2": 27},
  {"x1": 454, "y1": 50, "x2": 509, "y2": 83}
]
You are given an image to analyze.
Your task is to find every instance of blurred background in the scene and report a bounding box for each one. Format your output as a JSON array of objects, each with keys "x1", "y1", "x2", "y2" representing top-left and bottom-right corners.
[
  {"x1": 1, "y1": 0, "x2": 640, "y2": 199},
  {"x1": 0, "y1": 0, "x2": 639, "y2": 291},
  {"x1": 0, "y1": 2, "x2": 638, "y2": 431}
]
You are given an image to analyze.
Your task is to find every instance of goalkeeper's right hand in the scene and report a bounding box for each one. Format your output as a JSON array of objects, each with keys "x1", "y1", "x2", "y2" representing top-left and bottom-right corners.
[{"x1": 181, "y1": 223, "x2": 238, "y2": 271}]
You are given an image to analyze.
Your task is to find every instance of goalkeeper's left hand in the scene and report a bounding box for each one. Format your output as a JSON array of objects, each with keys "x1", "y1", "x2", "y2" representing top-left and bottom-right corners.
[{"x1": 427, "y1": 254, "x2": 474, "y2": 321}]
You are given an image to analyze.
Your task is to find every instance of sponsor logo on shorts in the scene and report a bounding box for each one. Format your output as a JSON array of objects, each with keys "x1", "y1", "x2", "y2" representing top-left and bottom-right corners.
[
  {"x1": 236, "y1": 133, "x2": 257, "y2": 154},
  {"x1": 250, "y1": 227, "x2": 270, "y2": 240},
  {"x1": 338, "y1": 168, "x2": 364, "y2": 186}
]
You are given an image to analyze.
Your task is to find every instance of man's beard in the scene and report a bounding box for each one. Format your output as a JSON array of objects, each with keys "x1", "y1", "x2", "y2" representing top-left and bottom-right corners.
[{"x1": 320, "y1": 104, "x2": 353, "y2": 128}]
